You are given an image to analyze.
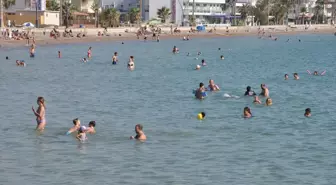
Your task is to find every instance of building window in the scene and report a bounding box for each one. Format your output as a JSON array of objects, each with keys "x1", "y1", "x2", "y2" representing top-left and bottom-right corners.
[{"x1": 196, "y1": 4, "x2": 200, "y2": 6}]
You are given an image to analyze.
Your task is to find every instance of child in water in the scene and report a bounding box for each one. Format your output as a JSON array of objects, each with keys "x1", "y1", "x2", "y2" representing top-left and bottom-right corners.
[
  {"x1": 32, "y1": 97, "x2": 46, "y2": 131},
  {"x1": 253, "y1": 96, "x2": 262, "y2": 104},
  {"x1": 304, "y1": 108, "x2": 311, "y2": 117},
  {"x1": 86, "y1": 121, "x2": 96, "y2": 134},
  {"x1": 76, "y1": 126, "x2": 88, "y2": 142},
  {"x1": 294, "y1": 73, "x2": 299, "y2": 80},
  {"x1": 201, "y1": 59, "x2": 206, "y2": 66},
  {"x1": 265, "y1": 98, "x2": 273, "y2": 106},
  {"x1": 243, "y1": 107, "x2": 252, "y2": 118},
  {"x1": 66, "y1": 118, "x2": 81, "y2": 135}
]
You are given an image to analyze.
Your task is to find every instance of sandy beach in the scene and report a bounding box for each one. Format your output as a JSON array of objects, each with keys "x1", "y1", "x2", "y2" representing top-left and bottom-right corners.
[{"x1": 0, "y1": 24, "x2": 335, "y2": 48}]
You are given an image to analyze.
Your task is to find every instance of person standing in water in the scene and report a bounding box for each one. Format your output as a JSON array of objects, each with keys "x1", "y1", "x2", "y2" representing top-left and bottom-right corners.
[
  {"x1": 245, "y1": 86, "x2": 256, "y2": 96},
  {"x1": 32, "y1": 97, "x2": 46, "y2": 131},
  {"x1": 30, "y1": 44, "x2": 35, "y2": 58},
  {"x1": 260, "y1": 84, "x2": 269, "y2": 97},
  {"x1": 112, "y1": 52, "x2": 118, "y2": 65},
  {"x1": 87, "y1": 46, "x2": 92, "y2": 59},
  {"x1": 195, "y1": 83, "x2": 206, "y2": 99},
  {"x1": 127, "y1": 56, "x2": 135, "y2": 70},
  {"x1": 207, "y1": 79, "x2": 220, "y2": 91},
  {"x1": 130, "y1": 124, "x2": 146, "y2": 141}
]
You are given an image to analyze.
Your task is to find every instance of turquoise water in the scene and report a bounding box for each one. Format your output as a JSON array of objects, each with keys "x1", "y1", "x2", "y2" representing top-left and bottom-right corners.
[{"x1": 0, "y1": 34, "x2": 336, "y2": 185}]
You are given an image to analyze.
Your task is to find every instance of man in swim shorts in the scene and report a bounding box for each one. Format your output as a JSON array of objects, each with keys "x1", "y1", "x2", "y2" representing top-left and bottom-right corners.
[{"x1": 195, "y1": 83, "x2": 206, "y2": 100}]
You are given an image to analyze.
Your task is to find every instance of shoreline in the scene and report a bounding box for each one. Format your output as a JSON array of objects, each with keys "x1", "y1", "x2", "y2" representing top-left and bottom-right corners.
[{"x1": 0, "y1": 26, "x2": 335, "y2": 48}]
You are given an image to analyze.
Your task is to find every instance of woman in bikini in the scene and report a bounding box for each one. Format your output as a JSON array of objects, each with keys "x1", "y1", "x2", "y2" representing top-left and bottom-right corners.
[{"x1": 32, "y1": 97, "x2": 46, "y2": 131}]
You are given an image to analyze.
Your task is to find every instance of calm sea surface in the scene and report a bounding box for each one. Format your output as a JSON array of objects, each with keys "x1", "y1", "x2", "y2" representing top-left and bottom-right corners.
[{"x1": 0, "y1": 34, "x2": 336, "y2": 185}]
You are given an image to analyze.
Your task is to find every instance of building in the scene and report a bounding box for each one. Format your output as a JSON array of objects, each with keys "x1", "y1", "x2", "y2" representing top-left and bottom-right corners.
[
  {"x1": 325, "y1": 0, "x2": 336, "y2": 24},
  {"x1": 4, "y1": 0, "x2": 60, "y2": 26},
  {"x1": 71, "y1": 0, "x2": 95, "y2": 13}
]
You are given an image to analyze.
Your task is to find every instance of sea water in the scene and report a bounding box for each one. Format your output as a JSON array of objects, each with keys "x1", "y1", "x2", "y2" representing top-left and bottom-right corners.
[{"x1": 0, "y1": 34, "x2": 335, "y2": 185}]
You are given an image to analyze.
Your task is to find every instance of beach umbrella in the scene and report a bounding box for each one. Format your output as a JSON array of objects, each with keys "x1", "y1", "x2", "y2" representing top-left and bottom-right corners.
[{"x1": 22, "y1": 22, "x2": 35, "y2": 28}]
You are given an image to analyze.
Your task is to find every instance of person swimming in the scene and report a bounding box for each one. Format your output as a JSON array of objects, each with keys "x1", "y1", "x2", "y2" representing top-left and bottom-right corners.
[
  {"x1": 82, "y1": 58, "x2": 88, "y2": 63},
  {"x1": 284, "y1": 74, "x2": 289, "y2": 80},
  {"x1": 195, "y1": 83, "x2": 206, "y2": 100},
  {"x1": 195, "y1": 65, "x2": 201, "y2": 70},
  {"x1": 128, "y1": 56, "x2": 135, "y2": 70},
  {"x1": 187, "y1": 52, "x2": 190, "y2": 56},
  {"x1": 304, "y1": 108, "x2": 311, "y2": 117},
  {"x1": 30, "y1": 44, "x2": 35, "y2": 57},
  {"x1": 130, "y1": 124, "x2": 146, "y2": 141},
  {"x1": 220, "y1": 55, "x2": 224, "y2": 60},
  {"x1": 307, "y1": 70, "x2": 326, "y2": 76},
  {"x1": 16, "y1": 60, "x2": 25, "y2": 66},
  {"x1": 197, "y1": 112, "x2": 206, "y2": 120},
  {"x1": 197, "y1": 52, "x2": 201, "y2": 55},
  {"x1": 207, "y1": 79, "x2": 220, "y2": 91},
  {"x1": 66, "y1": 118, "x2": 81, "y2": 135},
  {"x1": 85, "y1": 121, "x2": 96, "y2": 134},
  {"x1": 265, "y1": 98, "x2": 273, "y2": 106},
  {"x1": 112, "y1": 52, "x2": 118, "y2": 64},
  {"x1": 172, "y1": 46, "x2": 179, "y2": 54},
  {"x1": 259, "y1": 84, "x2": 269, "y2": 97},
  {"x1": 253, "y1": 96, "x2": 262, "y2": 104},
  {"x1": 58, "y1": 51, "x2": 61, "y2": 58},
  {"x1": 32, "y1": 97, "x2": 46, "y2": 131},
  {"x1": 294, "y1": 73, "x2": 299, "y2": 80},
  {"x1": 244, "y1": 86, "x2": 256, "y2": 96},
  {"x1": 201, "y1": 59, "x2": 206, "y2": 66},
  {"x1": 243, "y1": 107, "x2": 252, "y2": 118},
  {"x1": 76, "y1": 126, "x2": 88, "y2": 142},
  {"x1": 87, "y1": 47, "x2": 92, "y2": 58}
]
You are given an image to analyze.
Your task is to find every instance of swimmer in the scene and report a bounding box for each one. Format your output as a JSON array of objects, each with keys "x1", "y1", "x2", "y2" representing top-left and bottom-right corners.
[
  {"x1": 207, "y1": 79, "x2": 220, "y2": 91},
  {"x1": 201, "y1": 59, "x2": 207, "y2": 66},
  {"x1": 304, "y1": 108, "x2": 311, "y2": 117},
  {"x1": 172, "y1": 46, "x2": 179, "y2": 54},
  {"x1": 265, "y1": 98, "x2": 272, "y2": 106},
  {"x1": 197, "y1": 112, "x2": 206, "y2": 120},
  {"x1": 187, "y1": 52, "x2": 190, "y2": 56},
  {"x1": 58, "y1": 51, "x2": 61, "y2": 58},
  {"x1": 76, "y1": 126, "x2": 88, "y2": 142},
  {"x1": 195, "y1": 65, "x2": 201, "y2": 70},
  {"x1": 220, "y1": 55, "x2": 224, "y2": 60},
  {"x1": 156, "y1": 35, "x2": 160, "y2": 42},
  {"x1": 259, "y1": 84, "x2": 269, "y2": 97},
  {"x1": 195, "y1": 82, "x2": 206, "y2": 99},
  {"x1": 243, "y1": 107, "x2": 252, "y2": 118},
  {"x1": 86, "y1": 121, "x2": 96, "y2": 134},
  {"x1": 112, "y1": 52, "x2": 118, "y2": 64},
  {"x1": 298, "y1": 39, "x2": 301, "y2": 42},
  {"x1": 307, "y1": 70, "x2": 326, "y2": 76},
  {"x1": 253, "y1": 96, "x2": 262, "y2": 104},
  {"x1": 286, "y1": 39, "x2": 290, "y2": 42},
  {"x1": 87, "y1": 47, "x2": 92, "y2": 58},
  {"x1": 144, "y1": 35, "x2": 148, "y2": 41},
  {"x1": 313, "y1": 71, "x2": 318, "y2": 75},
  {"x1": 186, "y1": 35, "x2": 190, "y2": 40},
  {"x1": 32, "y1": 97, "x2": 46, "y2": 131},
  {"x1": 245, "y1": 86, "x2": 256, "y2": 96},
  {"x1": 218, "y1": 48, "x2": 221, "y2": 50},
  {"x1": 66, "y1": 118, "x2": 81, "y2": 135},
  {"x1": 293, "y1": 73, "x2": 299, "y2": 80},
  {"x1": 183, "y1": 36, "x2": 187, "y2": 41},
  {"x1": 30, "y1": 44, "x2": 35, "y2": 57},
  {"x1": 16, "y1": 60, "x2": 25, "y2": 66},
  {"x1": 130, "y1": 124, "x2": 146, "y2": 141},
  {"x1": 122, "y1": 42, "x2": 124, "y2": 44},
  {"x1": 6, "y1": 56, "x2": 8, "y2": 60},
  {"x1": 127, "y1": 56, "x2": 135, "y2": 70},
  {"x1": 82, "y1": 58, "x2": 88, "y2": 63},
  {"x1": 197, "y1": 52, "x2": 201, "y2": 55},
  {"x1": 284, "y1": 74, "x2": 289, "y2": 80}
]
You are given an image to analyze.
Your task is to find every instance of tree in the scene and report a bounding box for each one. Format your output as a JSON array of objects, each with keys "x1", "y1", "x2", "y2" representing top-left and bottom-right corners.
[
  {"x1": 270, "y1": 1, "x2": 287, "y2": 25},
  {"x1": 157, "y1": 6, "x2": 171, "y2": 23},
  {"x1": 91, "y1": 0, "x2": 100, "y2": 28},
  {"x1": 62, "y1": 1, "x2": 77, "y2": 27},
  {"x1": 128, "y1": 7, "x2": 140, "y2": 24},
  {"x1": 46, "y1": 0, "x2": 60, "y2": 11},
  {"x1": 239, "y1": 4, "x2": 249, "y2": 25},
  {"x1": 102, "y1": 8, "x2": 120, "y2": 27},
  {"x1": 300, "y1": 7, "x2": 306, "y2": 24},
  {"x1": 1, "y1": 0, "x2": 16, "y2": 27},
  {"x1": 314, "y1": 0, "x2": 324, "y2": 24}
]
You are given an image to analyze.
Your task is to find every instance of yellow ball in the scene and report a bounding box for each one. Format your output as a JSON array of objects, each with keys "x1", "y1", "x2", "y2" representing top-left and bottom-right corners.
[{"x1": 197, "y1": 113, "x2": 203, "y2": 120}]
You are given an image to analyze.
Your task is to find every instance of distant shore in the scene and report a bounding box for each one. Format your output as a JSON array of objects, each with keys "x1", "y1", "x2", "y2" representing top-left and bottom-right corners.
[{"x1": 0, "y1": 24, "x2": 335, "y2": 48}]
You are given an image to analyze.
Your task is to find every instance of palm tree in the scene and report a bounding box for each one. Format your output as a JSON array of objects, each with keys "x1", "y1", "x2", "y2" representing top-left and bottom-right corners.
[
  {"x1": 314, "y1": 0, "x2": 324, "y2": 24},
  {"x1": 300, "y1": 7, "x2": 306, "y2": 24},
  {"x1": 157, "y1": 6, "x2": 171, "y2": 23},
  {"x1": 46, "y1": 0, "x2": 60, "y2": 11},
  {"x1": 103, "y1": 8, "x2": 120, "y2": 27},
  {"x1": 270, "y1": 2, "x2": 286, "y2": 25},
  {"x1": 1, "y1": 0, "x2": 16, "y2": 27},
  {"x1": 62, "y1": 1, "x2": 77, "y2": 27},
  {"x1": 239, "y1": 4, "x2": 249, "y2": 25},
  {"x1": 91, "y1": 0, "x2": 100, "y2": 28},
  {"x1": 128, "y1": 7, "x2": 140, "y2": 24}
]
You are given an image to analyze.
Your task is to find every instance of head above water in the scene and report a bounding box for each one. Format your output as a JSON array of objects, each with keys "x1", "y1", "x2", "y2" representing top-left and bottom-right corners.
[
  {"x1": 305, "y1": 108, "x2": 311, "y2": 113},
  {"x1": 244, "y1": 107, "x2": 251, "y2": 113},
  {"x1": 246, "y1": 86, "x2": 251, "y2": 91},
  {"x1": 200, "y1": 82, "x2": 204, "y2": 88},
  {"x1": 89, "y1": 121, "x2": 96, "y2": 127},
  {"x1": 135, "y1": 124, "x2": 143, "y2": 132},
  {"x1": 209, "y1": 79, "x2": 214, "y2": 84},
  {"x1": 114, "y1": 52, "x2": 118, "y2": 55},
  {"x1": 73, "y1": 118, "x2": 80, "y2": 126},
  {"x1": 6, "y1": 56, "x2": 8, "y2": 60},
  {"x1": 314, "y1": 71, "x2": 318, "y2": 75}
]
